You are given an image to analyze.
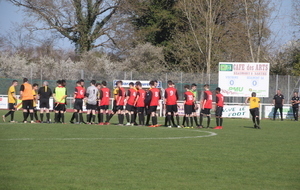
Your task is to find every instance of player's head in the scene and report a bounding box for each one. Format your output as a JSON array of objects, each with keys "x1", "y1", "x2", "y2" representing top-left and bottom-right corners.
[
  {"x1": 62, "y1": 79, "x2": 66, "y2": 87},
  {"x1": 80, "y1": 79, "x2": 84, "y2": 87},
  {"x1": 294, "y1": 91, "x2": 298, "y2": 96},
  {"x1": 153, "y1": 80, "x2": 158, "y2": 87},
  {"x1": 96, "y1": 83, "x2": 101, "y2": 89},
  {"x1": 204, "y1": 84, "x2": 209, "y2": 90},
  {"x1": 191, "y1": 83, "x2": 197, "y2": 90},
  {"x1": 216, "y1": 87, "x2": 221, "y2": 94},
  {"x1": 12, "y1": 80, "x2": 18, "y2": 86},
  {"x1": 116, "y1": 80, "x2": 123, "y2": 87},
  {"x1": 129, "y1": 82, "x2": 134, "y2": 88},
  {"x1": 251, "y1": 92, "x2": 256, "y2": 97},
  {"x1": 90, "y1": 80, "x2": 96, "y2": 85},
  {"x1": 101, "y1": 81, "x2": 107, "y2": 87},
  {"x1": 184, "y1": 84, "x2": 190, "y2": 90},
  {"x1": 277, "y1": 89, "x2": 281, "y2": 94},
  {"x1": 76, "y1": 81, "x2": 81, "y2": 86},
  {"x1": 43, "y1": 81, "x2": 49, "y2": 86},
  {"x1": 57, "y1": 80, "x2": 62, "y2": 85},
  {"x1": 135, "y1": 81, "x2": 142, "y2": 89},
  {"x1": 167, "y1": 80, "x2": 173, "y2": 87},
  {"x1": 33, "y1": 83, "x2": 39, "y2": 90},
  {"x1": 23, "y1": 78, "x2": 28, "y2": 83},
  {"x1": 149, "y1": 80, "x2": 155, "y2": 87}
]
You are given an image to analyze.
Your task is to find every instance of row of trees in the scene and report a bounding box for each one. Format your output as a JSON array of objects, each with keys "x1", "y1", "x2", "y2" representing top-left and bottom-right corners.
[{"x1": 0, "y1": 0, "x2": 299, "y2": 76}]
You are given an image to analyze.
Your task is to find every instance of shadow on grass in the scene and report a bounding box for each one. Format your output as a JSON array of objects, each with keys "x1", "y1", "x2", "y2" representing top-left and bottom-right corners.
[{"x1": 242, "y1": 126, "x2": 256, "y2": 129}]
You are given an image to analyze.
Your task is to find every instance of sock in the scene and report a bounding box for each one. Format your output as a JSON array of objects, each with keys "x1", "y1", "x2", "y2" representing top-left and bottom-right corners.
[
  {"x1": 220, "y1": 118, "x2": 223, "y2": 126},
  {"x1": 134, "y1": 112, "x2": 137, "y2": 123},
  {"x1": 106, "y1": 113, "x2": 109, "y2": 122},
  {"x1": 216, "y1": 117, "x2": 220, "y2": 126},
  {"x1": 10, "y1": 111, "x2": 15, "y2": 121},
  {"x1": 182, "y1": 116, "x2": 186, "y2": 126},
  {"x1": 70, "y1": 113, "x2": 75, "y2": 122},
  {"x1": 40, "y1": 113, "x2": 44, "y2": 122},
  {"x1": 30, "y1": 113, "x2": 34, "y2": 121},
  {"x1": 46, "y1": 113, "x2": 50, "y2": 121},
  {"x1": 146, "y1": 114, "x2": 150, "y2": 125},
  {"x1": 99, "y1": 113, "x2": 103, "y2": 123},
  {"x1": 92, "y1": 114, "x2": 96, "y2": 122},
  {"x1": 190, "y1": 117, "x2": 193, "y2": 127},
  {"x1": 186, "y1": 117, "x2": 189, "y2": 127},
  {"x1": 87, "y1": 114, "x2": 91, "y2": 123},
  {"x1": 74, "y1": 112, "x2": 78, "y2": 122},
  {"x1": 164, "y1": 116, "x2": 167, "y2": 126},
  {"x1": 55, "y1": 113, "x2": 59, "y2": 123},
  {"x1": 256, "y1": 117, "x2": 260, "y2": 125},
  {"x1": 252, "y1": 117, "x2": 255, "y2": 124},
  {"x1": 130, "y1": 114, "x2": 135, "y2": 124},
  {"x1": 171, "y1": 115, "x2": 176, "y2": 126},
  {"x1": 107, "y1": 113, "x2": 114, "y2": 122},
  {"x1": 152, "y1": 116, "x2": 157, "y2": 125},
  {"x1": 5, "y1": 111, "x2": 12, "y2": 117},
  {"x1": 200, "y1": 114, "x2": 203, "y2": 126},
  {"x1": 125, "y1": 113, "x2": 130, "y2": 123},
  {"x1": 120, "y1": 114, "x2": 124, "y2": 124},
  {"x1": 194, "y1": 116, "x2": 199, "y2": 126},
  {"x1": 61, "y1": 113, "x2": 65, "y2": 123},
  {"x1": 176, "y1": 115, "x2": 180, "y2": 126},
  {"x1": 79, "y1": 113, "x2": 84, "y2": 123},
  {"x1": 167, "y1": 115, "x2": 172, "y2": 126},
  {"x1": 23, "y1": 112, "x2": 28, "y2": 121},
  {"x1": 141, "y1": 114, "x2": 145, "y2": 125},
  {"x1": 207, "y1": 116, "x2": 210, "y2": 128}
]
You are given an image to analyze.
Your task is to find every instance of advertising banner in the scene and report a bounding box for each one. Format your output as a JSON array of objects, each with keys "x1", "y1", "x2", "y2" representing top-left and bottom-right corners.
[
  {"x1": 0, "y1": 97, "x2": 8, "y2": 109},
  {"x1": 263, "y1": 106, "x2": 294, "y2": 119},
  {"x1": 222, "y1": 105, "x2": 250, "y2": 118},
  {"x1": 218, "y1": 62, "x2": 269, "y2": 97},
  {"x1": 113, "y1": 80, "x2": 162, "y2": 88}
]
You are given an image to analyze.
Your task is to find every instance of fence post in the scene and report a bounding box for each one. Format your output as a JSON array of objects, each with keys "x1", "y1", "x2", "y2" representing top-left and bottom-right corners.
[
  {"x1": 80, "y1": 70, "x2": 84, "y2": 80},
  {"x1": 131, "y1": 71, "x2": 132, "y2": 80},
  {"x1": 275, "y1": 74, "x2": 278, "y2": 93},
  {"x1": 288, "y1": 75, "x2": 290, "y2": 98}
]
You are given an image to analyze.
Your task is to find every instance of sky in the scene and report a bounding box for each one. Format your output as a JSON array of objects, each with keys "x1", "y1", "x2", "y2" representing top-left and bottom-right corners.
[{"x1": 0, "y1": 0, "x2": 298, "y2": 50}]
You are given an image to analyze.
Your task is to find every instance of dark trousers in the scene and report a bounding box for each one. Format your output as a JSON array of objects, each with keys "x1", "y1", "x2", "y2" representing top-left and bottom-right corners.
[
  {"x1": 292, "y1": 107, "x2": 298, "y2": 121},
  {"x1": 273, "y1": 105, "x2": 283, "y2": 120}
]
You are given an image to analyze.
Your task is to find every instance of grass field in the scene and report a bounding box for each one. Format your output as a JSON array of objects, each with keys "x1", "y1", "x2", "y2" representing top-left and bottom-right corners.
[{"x1": 0, "y1": 110, "x2": 299, "y2": 190}]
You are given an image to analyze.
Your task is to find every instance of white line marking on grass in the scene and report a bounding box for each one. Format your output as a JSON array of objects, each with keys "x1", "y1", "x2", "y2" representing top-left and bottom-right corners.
[{"x1": 0, "y1": 130, "x2": 217, "y2": 141}]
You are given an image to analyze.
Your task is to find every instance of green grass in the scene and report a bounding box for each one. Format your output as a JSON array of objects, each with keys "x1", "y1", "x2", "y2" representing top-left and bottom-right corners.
[{"x1": 0, "y1": 110, "x2": 299, "y2": 190}]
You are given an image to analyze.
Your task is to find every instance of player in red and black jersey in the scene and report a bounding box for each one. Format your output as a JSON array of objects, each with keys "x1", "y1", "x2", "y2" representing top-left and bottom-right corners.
[
  {"x1": 198, "y1": 84, "x2": 213, "y2": 128},
  {"x1": 71, "y1": 81, "x2": 85, "y2": 123},
  {"x1": 214, "y1": 87, "x2": 224, "y2": 129},
  {"x1": 134, "y1": 81, "x2": 146, "y2": 125},
  {"x1": 125, "y1": 82, "x2": 137, "y2": 126},
  {"x1": 98, "y1": 81, "x2": 111, "y2": 125},
  {"x1": 145, "y1": 80, "x2": 161, "y2": 127},
  {"x1": 164, "y1": 80, "x2": 180, "y2": 128},
  {"x1": 182, "y1": 85, "x2": 195, "y2": 128},
  {"x1": 115, "y1": 81, "x2": 126, "y2": 125}
]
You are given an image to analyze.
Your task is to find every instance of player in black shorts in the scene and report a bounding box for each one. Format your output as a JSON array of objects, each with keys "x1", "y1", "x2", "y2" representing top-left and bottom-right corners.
[{"x1": 38, "y1": 81, "x2": 52, "y2": 123}]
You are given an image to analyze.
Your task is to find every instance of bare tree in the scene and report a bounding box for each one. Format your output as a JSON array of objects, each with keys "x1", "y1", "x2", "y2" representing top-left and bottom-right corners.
[{"x1": 7, "y1": 0, "x2": 121, "y2": 53}]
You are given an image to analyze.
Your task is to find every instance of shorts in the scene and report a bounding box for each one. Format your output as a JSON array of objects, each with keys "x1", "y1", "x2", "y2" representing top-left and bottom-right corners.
[
  {"x1": 39, "y1": 99, "x2": 50, "y2": 109},
  {"x1": 54, "y1": 104, "x2": 65, "y2": 111},
  {"x1": 126, "y1": 104, "x2": 135, "y2": 112},
  {"x1": 8, "y1": 103, "x2": 16, "y2": 110},
  {"x1": 136, "y1": 107, "x2": 145, "y2": 114},
  {"x1": 166, "y1": 104, "x2": 178, "y2": 113},
  {"x1": 116, "y1": 105, "x2": 124, "y2": 111},
  {"x1": 148, "y1": 106, "x2": 157, "y2": 114},
  {"x1": 215, "y1": 106, "x2": 223, "y2": 117},
  {"x1": 22, "y1": 100, "x2": 33, "y2": 109},
  {"x1": 184, "y1": 104, "x2": 193, "y2": 115},
  {"x1": 201, "y1": 108, "x2": 211, "y2": 115},
  {"x1": 112, "y1": 100, "x2": 117, "y2": 113},
  {"x1": 99, "y1": 105, "x2": 109, "y2": 110},
  {"x1": 74, "y1": 99, "x2": 83, "y2": 110},
  {"x1": 250, "y1": 108, "x2": 259, "y2": 117},
  {"x1": 86, "y1": 103, "x2": 97, "y2": 110}
]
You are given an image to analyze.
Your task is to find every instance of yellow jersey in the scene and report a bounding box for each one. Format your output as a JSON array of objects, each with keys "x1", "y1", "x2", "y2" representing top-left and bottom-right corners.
[
  {"x1": 8, "y1": 85, "x2": 16, "y2": 103},
  {"x1": 113, "y1": 88, "x2": 119, "y2": 100},
  {"x1": 32, "y1": 89, "x2": 37, "y2": 107},
  {"x1": 249, "y1": 97, "x2": 260, "y2": 109}
]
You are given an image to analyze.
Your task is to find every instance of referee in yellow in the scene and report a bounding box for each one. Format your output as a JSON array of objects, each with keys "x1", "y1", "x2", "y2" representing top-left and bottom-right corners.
[
  {"x1": 245, "y1": 92, "x2": 261, "y2": 129},
  {"x1": 2, "y1": 80, "x2": 18, "y2": 122}
]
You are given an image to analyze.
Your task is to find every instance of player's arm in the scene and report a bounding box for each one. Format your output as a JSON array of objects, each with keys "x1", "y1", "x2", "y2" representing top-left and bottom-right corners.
[
  {"x1": 201, "y1": 92, "x2": 207, "y2": 109},
  {"x1": 134, "y1": 92, "x2": 140, "y2": 106},
  {"x1": 125, "y1": 90, "x2": 130, "y2": 104},
  {"x1": 117, "y1": 88, "x2": 123, "y2": 106},
  {"x1": 245, "y1": 97, "x2": 250, "y2": 104},
  {"x1": 184, "y1": 93, "x2": 187, "y2": 104},
  {"x1": 282, "y1": 96, "x2": 284, "y2": 105},
  {"x1": 19, "y1": 85, "x2": 25, "y2": 99},
  {"x1": 73, "y1": 88, "x2": 78, "y2": 102}
]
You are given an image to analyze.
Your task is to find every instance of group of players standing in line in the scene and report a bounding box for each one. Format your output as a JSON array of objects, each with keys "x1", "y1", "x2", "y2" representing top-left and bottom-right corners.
[{"x1": 3, "y1": 78, "x2": 299, "y2": 129}]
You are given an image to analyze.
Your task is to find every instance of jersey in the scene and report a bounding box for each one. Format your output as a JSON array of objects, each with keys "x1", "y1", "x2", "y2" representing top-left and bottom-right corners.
[
  {"x1": 136, "y1": 89, "x2": 146, "y2": 107},
  {"x1": 32, "y1": 90, "x2": 37, "y2": 107},
  {"x1": 203, "y1": 90, "x2": 212, "y2": 109},
  {"x1": 249, "y1": 97, "x2": 260, "y2": 109},
  {"x1": 291, "y1": 96, "x2": 300, "y2": 108},
  {"x1": 8, "y1": 85, "x2": 16, "y2": 103},
  {"x1": 149, "y1": 88, "x2": 161, "y2": 106},
  {"x1": 117, "y1": 87, "x2": 126, "y2": 106},
  {"x1": 184, "y1": 91, "x2": 194, "y2": 105},
  {"x1": 86, "y1": 85, "x2": 98, "y2": 105},
  {"x1": 127, "y1": 88, "x2": 137, "y2": 106},
  {"x1": 20, "y1": 83, "x2": 33, "y2": 101},
  {"x1": 273, "y1": 94, "x2": 284, "y2": 105},
  {"x1": 216, "y1": 93, "x2": 224, "y2": 107},
  {"x1": 38, "y1": 86, "x2": 52, "y2": 100},
  {"x1": 100, "y1": 87, "x2": 110, "y2": 106},
  {"x1": 190, "y1": 90, "x2": 198, "y2": 101},
  {"x1": 74, "y1": 86, "x2": 85, "y2": 99},
  {"x1": 165, "y1": 87, "x2": 178, "y2": 105},
  {"x1": 53, "y1": 86, "x2": 67, "y2": 104}
]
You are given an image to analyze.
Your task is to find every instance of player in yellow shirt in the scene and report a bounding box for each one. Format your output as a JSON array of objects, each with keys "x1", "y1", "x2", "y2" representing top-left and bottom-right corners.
[
  {"x1": 32, "y1": 83, "x2": 40, "y2": 122},
  {"x1": 2, "y1": 80, "x2": 18, "y2": 122},
  {"x1": 245, "y1": 92, "x2": 261, "y2": 129}
]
